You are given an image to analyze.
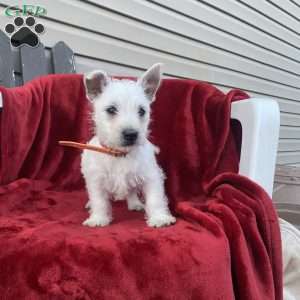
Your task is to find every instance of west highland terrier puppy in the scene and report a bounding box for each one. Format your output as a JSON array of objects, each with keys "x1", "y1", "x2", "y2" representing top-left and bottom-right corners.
[{"x1": 81, "y1": 64, "x2": 176, "y2": 227}]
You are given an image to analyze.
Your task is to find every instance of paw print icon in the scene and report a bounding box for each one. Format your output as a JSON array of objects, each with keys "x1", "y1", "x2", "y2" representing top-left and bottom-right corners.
[{"x1": 5, "y1": 16, "x2": 45, "y2": 47}]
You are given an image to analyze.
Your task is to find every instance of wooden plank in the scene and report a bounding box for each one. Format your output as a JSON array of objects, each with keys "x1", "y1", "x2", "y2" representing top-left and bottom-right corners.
[
  {"x1": 20, "y1": 43, "x2": 47, "y2": 83},
  {"x1": 225, "y1": 90, "x2": 300, "y2": 116},
  {"x1": 268, "y1": 0, "x2": 300, "y2": 21},
  {"x1": 289, "y1": 163, "x2": 300, "y2": 167},
  {"x1": 278, "y1": 140, "x2": 300, "y2": 152},
  {"x1": 276, "y1": 164, "x2": 300, "y2": 177},
  {"x1": 289, "y1": 0, "x2": 300, "y2": 7},
  {"x1": 9, "y1": 0, "x2": 300, "y2": 77},
  {"x1": 11, "y1": 0, "x2": 300, "y2": 90},
  {"x1": 277, "y1": 152, "x2": 300, "y2": 164},
  {"x1": 274, "y1": 175, "x2": 300, "y2": 184},
  {"x1": 152, "y1": 0, "x2": 300, "y2": 62},
  {"x1": 275, "y1": 204, "x2": 300, "y2": 230},
  {"x1": 74, "y1": 56, "x2": 300, "y2": 116},
  {"x1": 87, "y1": 0, "x2": 300, "y2": 75},
  {"x1": 0, "y1": 29, "x2": 14, "y2": 87},
  {"x1": 2, "y1": 18, "x2": 298, "y2": 103},
  {"x1": 197, "y1": 0, "x2": 300, "y2": 50},
  {"x1": 75, "y1": 55, "x2": 143, "y2": 76},
  {"x1": 280, "y1": 126, "x2": 300, "y2": 139},
  {"x1": 280, "y1": 113, "x2": 300, "y2": 126},
  {"x1": 51, "y1": 41, "x2": 75, "y2": 74},
  {"x1": 44, "y1": 49, "x2": 55, "y2": 74},
  {"x1": 11, "y1": 47, "x2": 23, "y2": 86},
  {"x1": 240, "y1": 0, "x2": 300, "y2": 34},
  {"x1": 277, "y1": 100, "x2": 300, "y2": 115}
]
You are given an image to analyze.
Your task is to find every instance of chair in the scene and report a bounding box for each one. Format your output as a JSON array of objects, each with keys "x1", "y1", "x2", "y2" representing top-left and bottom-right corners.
[
  {"x1": 0, "y1": 30, "x2": 280, "y2": 197},
  {"x1": 231, "y1": 98, "x2": 280, "y2": 196}
]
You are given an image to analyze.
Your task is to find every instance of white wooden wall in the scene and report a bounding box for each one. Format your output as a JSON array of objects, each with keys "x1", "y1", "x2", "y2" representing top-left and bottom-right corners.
[{"x1": 1, "y1": 0, "x2": 300, "y2": 165}]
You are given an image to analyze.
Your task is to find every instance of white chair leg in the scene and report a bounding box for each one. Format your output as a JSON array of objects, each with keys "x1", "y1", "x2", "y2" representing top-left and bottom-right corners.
[{"x1": 231, "y1": 98, "x2": 280, "y2": 197}]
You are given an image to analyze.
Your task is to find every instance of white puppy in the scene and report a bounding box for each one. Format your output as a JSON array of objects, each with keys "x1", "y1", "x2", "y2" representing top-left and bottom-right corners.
[{"x1": 81, "y1": 64, "x2": 176, "y2": 227}]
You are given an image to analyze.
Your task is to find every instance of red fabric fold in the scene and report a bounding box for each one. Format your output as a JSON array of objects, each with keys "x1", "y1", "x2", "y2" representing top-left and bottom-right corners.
[{"x1": 0, "y1": 75, "x2": 282, "y2": 299}]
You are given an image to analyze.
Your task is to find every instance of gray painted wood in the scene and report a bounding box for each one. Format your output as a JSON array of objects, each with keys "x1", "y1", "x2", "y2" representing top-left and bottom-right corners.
[
  {"x1": 0, "y1": 30, "x2": 76, "y2": 87},
  {"x1": 12, "y1": 48, "x2": 23, "y2": 86},
  {"x1": 20, "y1": 43, "x2": 47, "y2": 84},
  {"x1": 273, "y1": 165, "x2": 300, "y2": 227},
  {"x1": 52, "y1": 41, "x2": 75, "y2": 74},
  {"x1": 0, "y1": 29, "x2": 14, "y2": 87}
]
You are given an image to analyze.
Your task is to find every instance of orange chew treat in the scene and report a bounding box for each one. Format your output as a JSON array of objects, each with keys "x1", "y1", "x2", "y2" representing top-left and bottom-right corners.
[{"x1": 58, "y1": 141, "x2": 127, "y2": 157}]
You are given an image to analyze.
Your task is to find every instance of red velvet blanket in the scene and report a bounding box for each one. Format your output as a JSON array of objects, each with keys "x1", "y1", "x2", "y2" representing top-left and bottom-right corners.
[{"x1": 0, "y1": 74, "x2": 282, "y2": 299}]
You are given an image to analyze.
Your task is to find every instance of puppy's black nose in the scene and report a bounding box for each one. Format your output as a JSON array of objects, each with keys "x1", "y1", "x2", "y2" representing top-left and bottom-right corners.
[{"x1": 122, "y1": 128, "x2": 138, "y2": 145}]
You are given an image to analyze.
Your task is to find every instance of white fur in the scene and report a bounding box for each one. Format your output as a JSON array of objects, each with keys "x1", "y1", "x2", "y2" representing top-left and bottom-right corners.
[{"x1": 81, "y1": 64, "x2": 176, "y2": 227}]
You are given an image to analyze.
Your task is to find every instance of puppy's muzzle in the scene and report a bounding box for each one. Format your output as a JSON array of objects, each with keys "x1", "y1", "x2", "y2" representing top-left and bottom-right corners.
[{"x1": 122, "y1": 128, "x2": 139, "y2": 146}]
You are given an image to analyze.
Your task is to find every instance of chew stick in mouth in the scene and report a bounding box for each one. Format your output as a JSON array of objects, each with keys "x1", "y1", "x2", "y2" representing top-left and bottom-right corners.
[{"x1": 58, "y1": 141, "x2": 127, "y2": 157}]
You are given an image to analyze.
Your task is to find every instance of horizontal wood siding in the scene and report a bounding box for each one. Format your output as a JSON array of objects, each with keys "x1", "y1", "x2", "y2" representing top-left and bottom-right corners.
[{"x1": 1, "y1": 0, "x2": 300, "y2": 164}]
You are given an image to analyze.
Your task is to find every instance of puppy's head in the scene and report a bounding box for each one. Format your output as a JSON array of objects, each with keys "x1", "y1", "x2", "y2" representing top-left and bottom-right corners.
[{"x1": 84, "y1": 64, "x2": 162, "y2": 149}]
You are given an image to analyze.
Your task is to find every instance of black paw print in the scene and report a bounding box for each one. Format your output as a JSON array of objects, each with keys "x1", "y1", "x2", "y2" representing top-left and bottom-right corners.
[{"x1": 5, "y1": 16, "x2": 45, "y2": 48}]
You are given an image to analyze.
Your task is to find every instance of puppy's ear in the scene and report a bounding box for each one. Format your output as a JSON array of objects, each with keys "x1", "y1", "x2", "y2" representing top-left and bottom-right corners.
[
  {"x1": 138, "y1": 63, "x2": 162, "y2": 101},
  {"x1": 84, "y1": 70, "x2": 109, "y2": 101}
]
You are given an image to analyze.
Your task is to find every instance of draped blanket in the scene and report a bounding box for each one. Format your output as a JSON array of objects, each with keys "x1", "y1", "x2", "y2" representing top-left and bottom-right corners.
[{"x1": 0, "y1": 74, "x2": 282, "y2": 299}]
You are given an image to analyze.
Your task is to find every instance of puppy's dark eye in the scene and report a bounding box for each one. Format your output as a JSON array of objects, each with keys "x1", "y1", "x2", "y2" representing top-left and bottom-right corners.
[
  {"x1": 106, "y1": 105, "x2": 117, "y2": 115},
  {"x1": 138, "y1": 107, "x2": 146, "y2": 117}
]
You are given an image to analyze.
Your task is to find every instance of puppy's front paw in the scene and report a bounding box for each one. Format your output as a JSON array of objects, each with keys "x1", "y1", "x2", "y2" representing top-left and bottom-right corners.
[
  {"x1": 147, "y1": 214, "x2": 176, "y2": 227},
  {"x1": 83, "y1": 214, "x2": 112, "y2": 227}
]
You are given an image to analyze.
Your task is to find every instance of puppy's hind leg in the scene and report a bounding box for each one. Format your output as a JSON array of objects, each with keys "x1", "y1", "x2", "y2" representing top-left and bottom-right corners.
[{"x1": 83, "y1": 178, "x2": 112, "y2": 227}]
